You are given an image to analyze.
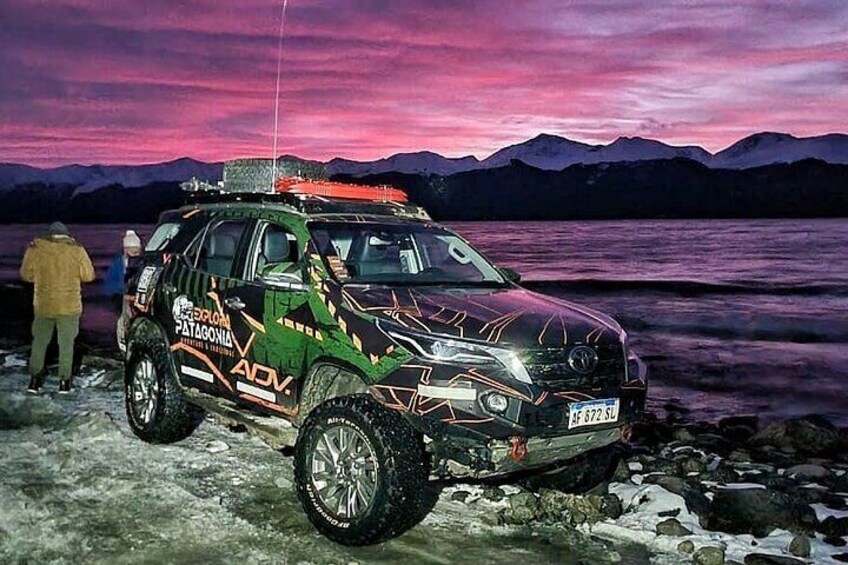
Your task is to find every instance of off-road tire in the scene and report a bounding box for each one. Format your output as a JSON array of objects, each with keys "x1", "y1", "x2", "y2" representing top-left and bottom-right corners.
[
  {"x1": 522, "y1": 444, "x2": 621, "y2": 494},
  {"x1": 124, "y1": 339, "x2": 204, "y2": 443},
  {"x1": 293, "y1": 395, "x2": 427, "y2": 546}
]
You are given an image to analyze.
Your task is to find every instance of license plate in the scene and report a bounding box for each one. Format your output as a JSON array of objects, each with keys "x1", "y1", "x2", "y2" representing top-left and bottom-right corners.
[{"x1": 568, "y1": 398, "x2": 620, "y2": 429}]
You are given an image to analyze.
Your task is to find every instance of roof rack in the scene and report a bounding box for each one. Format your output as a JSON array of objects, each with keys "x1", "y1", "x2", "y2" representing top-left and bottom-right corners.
[{"x1": 181, "y1": 158, "x2": 430, "y2": 220}]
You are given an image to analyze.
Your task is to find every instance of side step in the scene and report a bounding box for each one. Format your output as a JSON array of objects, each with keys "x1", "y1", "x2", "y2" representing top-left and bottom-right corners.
[{"x1": 185, "y1": 389, "x2": 299, "y2": 449}]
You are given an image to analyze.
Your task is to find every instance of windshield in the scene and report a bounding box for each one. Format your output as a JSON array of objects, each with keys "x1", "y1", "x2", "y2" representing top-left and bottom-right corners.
[{"x1": 309, "y1": 221, "x2": 506, "y2": 285}]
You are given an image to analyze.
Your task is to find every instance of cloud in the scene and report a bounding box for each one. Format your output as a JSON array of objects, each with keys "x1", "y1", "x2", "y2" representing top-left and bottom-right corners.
[{"x1": 1, "y1": 0, "x2": 846, "y2": 166}]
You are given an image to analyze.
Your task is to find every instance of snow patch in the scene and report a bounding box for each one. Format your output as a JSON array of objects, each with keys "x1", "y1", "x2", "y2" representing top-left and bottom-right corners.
[
  {"x1": 714, "y1": 482, "x2": 767, "y2": 490},
  {"x1": 3, "y1": 353, "x2": 27, "y2": 368},
  {"x1": 600, "y1": 483, "x2": 845, "y2": 564},
  {"x1": 811, "y1": 503, "x2": 848, "y2": 521},
  {"x1": 205, "y1": 440, "x2": 230, "y2": 454}
]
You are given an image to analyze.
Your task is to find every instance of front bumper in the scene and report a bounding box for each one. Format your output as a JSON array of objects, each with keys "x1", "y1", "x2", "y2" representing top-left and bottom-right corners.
[{"x1": 371, "y1": 352, "x2": 648, "y2": 479}]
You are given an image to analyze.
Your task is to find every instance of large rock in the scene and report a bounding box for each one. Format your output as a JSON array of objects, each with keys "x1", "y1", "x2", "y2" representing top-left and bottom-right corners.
[
  {"x1": 750, "y1": 416, "x2": 843, "y2": 457},
  {"x1": 504, "y1": 492, "x2": 538, "y2": 524},
  {"x1": 599, "y1": 493, "x2": 623, "y2": 519},
  {"x1": 705, "y1": 487, "x2": 816, "y2": 537},
  {"x1": 536, "y1": 490, "x2": 605, "y2": 525},
  {"x1": 785, "y1": 464, "x2": 830, "y2": 481},
  {"x1": 819, "y1": 515, "x2": 848, "y2": 538},
  {"x1": 719, "y1": 415, "x2": 759, "y2": 443},
  {"x1": 788, "y1": 533, "x2": 811, "y2": 558},
  {"x1": 656, "y1": 517, "x2": 692, "y2": 536},
  {"x1": 693, "y1": 546, "x2": 725, "y2": 565},
  {"x1": 612, "y1": 458, "x2": 631, "y2": 483},
  {"x1": 643, "y1": 475, "x2": 711, "y2": 521},
  {"x1": 483, "y1": 486, "x2": 506, "y2": 501},
  {"x1": 693, "y1": 433, "x2": 733, "y2": 454},
  {"x1": 680, "y1": 456, "x2": 707, "y2": 475},
  {"x1": 678, "y1": 540, "x2": 695, "y2": 554}
]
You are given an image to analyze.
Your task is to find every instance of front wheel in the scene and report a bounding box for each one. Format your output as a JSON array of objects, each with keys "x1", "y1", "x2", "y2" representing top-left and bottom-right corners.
[
  {"x1": 124, "y1": 339, "x2": 204, "y2": 443},
  {"x1": 293, "y1": 395, "x2": 427, "y2": 545}
]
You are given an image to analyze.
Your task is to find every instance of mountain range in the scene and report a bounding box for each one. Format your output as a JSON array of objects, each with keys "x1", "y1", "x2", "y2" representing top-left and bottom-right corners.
[{"x1": 2, "y1": 131, "x2": 847, "y2": 191}]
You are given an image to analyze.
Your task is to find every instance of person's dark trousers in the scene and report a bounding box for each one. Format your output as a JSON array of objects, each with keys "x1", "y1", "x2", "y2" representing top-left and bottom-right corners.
[{"x1": 29, "y1": 315, "x2": 80, "y2": 382}]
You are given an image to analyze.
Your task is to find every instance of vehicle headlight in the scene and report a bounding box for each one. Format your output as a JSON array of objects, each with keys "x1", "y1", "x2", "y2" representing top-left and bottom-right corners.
[{"x1": 378, "y1": 320, "x2": 532, "y2": 384}]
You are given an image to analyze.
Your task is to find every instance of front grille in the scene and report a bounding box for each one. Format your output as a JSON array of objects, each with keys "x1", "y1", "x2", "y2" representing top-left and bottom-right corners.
[{"x1": 523, "y1": 344, "x2": 625, "y2": 391}]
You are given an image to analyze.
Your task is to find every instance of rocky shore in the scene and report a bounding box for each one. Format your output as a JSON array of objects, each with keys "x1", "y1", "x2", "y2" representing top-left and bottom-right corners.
[
  {"x1": 1, "y1": 347, "x2": 846, "y2": 564},
  {"x1": 445, "y1": 406, "x2": 848, "y2": 564}
]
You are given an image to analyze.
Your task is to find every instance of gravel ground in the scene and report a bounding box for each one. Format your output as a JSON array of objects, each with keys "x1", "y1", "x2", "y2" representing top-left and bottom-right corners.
[{"x1": 0, "y1": 351, "x2": 651, "y2": 565}]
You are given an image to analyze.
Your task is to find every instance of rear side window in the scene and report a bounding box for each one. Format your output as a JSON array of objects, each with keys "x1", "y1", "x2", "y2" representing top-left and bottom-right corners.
[
  {"x1": 196, "y1": 220, "x2": 248, "y2": 278},
  {"x1": 145, "y1": 222, "x2": 182, "y2": 252}
]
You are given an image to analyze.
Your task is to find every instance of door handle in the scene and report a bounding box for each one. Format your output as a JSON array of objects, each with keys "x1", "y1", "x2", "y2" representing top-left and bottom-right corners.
[{"x1": 225, "y1": 296, "x2": 246, "y2": 311}]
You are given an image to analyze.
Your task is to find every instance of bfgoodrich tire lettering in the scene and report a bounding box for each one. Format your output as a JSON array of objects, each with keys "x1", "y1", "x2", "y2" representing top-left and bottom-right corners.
[
  {"x1": 293, "y1": 395, "x2": 427, "y2": 545},
  {"x1": 124, "y1": 339, "x2": 204, "y2": 443}
]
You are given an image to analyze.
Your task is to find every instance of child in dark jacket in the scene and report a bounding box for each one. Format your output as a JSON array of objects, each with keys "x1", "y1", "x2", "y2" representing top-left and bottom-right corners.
[{"x1": 104, "y1": 230, "x2": 142, "y2": 310}]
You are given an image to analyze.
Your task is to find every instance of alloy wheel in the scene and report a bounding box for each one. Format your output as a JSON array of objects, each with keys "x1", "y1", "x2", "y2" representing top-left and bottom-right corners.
[
  {"x1": 308, "y1": 424, "x2": 378, "y2": 520},
  {"x1": 130, "y1": 356, "x2": 159, "y2": 424}
]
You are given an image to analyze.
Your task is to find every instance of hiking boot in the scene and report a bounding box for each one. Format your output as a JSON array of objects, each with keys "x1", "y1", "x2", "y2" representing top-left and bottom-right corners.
[
  {"x1": 27, "y1": 373, "x2": 44, "y2": 394},
  {"x1": 58, "y1": 379, "x2": 73, "y2": 394}
]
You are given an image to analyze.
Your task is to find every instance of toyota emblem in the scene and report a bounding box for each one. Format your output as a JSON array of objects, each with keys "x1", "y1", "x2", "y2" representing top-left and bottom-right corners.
[{"x1": 568, "y1": 345, "x2": 599, "y2": 374}]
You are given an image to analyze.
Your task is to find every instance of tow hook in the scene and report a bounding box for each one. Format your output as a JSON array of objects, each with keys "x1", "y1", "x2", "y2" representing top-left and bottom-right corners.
[
  {"x1": 508, "y1": 436, "x2": 527, "y2": 462},
  {"x1": 620, "y1": 424, "x2": 634, "y2": 443}
]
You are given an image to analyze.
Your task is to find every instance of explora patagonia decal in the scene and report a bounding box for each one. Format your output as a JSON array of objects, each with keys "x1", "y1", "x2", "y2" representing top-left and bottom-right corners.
[{"x1": 172, "y1": 295, "x2": 235, "y2": 354}]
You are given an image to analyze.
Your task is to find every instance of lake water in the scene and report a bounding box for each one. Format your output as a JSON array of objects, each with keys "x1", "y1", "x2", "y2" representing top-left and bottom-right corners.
[{"x1": 2, "y1": 219, "x2": 846, "y2": 426}]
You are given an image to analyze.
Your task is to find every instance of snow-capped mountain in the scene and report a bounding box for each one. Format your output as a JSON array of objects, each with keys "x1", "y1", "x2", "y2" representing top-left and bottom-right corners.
[
  {"x1": 480, "y1": 134, "x2": 594, "y2": 170},
  {"x1": 712, "y1": 132, "x2": 848, "y2": 169},
  {"x1": 478, "y1": 134, "x2": 712, "y2": 170},
  {"x1": 328, "y1": 151, "x2": 481, "y2": 177},
  {"x1": 0, "y1": 158, "x2": 223, "y2": 193},
  {"x1": 595, "y1": 136, "x2": 712, "y2": 164},
  {"x1": 1, "y1": 132, "x2": 845, "y2": 190}
]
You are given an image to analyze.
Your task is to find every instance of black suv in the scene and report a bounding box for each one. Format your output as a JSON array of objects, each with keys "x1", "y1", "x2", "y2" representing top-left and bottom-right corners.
[{"x1": 120, "y1": 161, "x2": 647, "y2": 545}]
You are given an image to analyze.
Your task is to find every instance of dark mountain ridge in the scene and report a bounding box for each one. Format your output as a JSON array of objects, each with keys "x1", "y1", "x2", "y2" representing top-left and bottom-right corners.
[{"x1": 2, "y1": 158, "x2": 845, "y2": 223}]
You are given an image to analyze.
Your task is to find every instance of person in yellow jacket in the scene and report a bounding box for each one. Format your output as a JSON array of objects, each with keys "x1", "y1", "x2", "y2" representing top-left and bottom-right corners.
[{"x1": 20, "y1": 222, "x2": 95, "y2": 394}]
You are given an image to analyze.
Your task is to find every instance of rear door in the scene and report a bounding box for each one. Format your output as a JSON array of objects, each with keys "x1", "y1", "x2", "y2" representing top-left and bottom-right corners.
[
  {"x1": 216, "y1": 218, "x2": 312, "y2": 417},
  {"x1": 164, "y1": 215, "x2": 250, "y2": 399}
]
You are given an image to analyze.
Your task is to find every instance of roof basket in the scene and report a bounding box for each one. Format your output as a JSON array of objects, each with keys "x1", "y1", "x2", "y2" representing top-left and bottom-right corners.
[
  {"x1": 182, "y1": 157, "x2": 327, "y2": 194},
  {"x1": 224, "y1": 157, "x2": 327, "y2": 193}
]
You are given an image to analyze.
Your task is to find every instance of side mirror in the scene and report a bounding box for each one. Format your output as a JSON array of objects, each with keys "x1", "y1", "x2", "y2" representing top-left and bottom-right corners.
[
  {"x1": 500, "y1": 267, "x2": 521, "y2": 284},
  {"x1": 260, "y1": 271, "x2": 309, "y2": 292}
]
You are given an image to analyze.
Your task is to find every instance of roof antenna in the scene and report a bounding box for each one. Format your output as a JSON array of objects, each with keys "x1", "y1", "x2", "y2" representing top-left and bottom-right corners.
[{"x1": 270, "y1": 0, "x2": 290, "y2": 192}]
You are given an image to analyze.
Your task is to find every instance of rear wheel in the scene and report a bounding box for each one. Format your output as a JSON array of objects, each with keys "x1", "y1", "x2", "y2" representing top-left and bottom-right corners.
[
  {"x1": 293, "y1": 395, "x2": 427, "y2": 545},
  {"x1": 124, "y1": 339, "x2": 204, "y2": 443}
]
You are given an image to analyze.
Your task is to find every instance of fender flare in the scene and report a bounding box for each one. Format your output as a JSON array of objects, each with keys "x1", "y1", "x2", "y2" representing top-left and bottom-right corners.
[{"x1": 295, "y1": 360, "x2": 373, "y2": 426}]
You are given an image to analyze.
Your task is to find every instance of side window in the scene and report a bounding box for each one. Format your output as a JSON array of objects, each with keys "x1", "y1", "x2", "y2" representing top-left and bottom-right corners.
[
  {"x1": 250, "y1": 222, "x2": 301, "y2": 281},
  {"x1": 145, "y1": 222, "x2": 182, "y2": 252},
  {"x1": 196, "y1": 220, "x2": 247, "y2": 278}
]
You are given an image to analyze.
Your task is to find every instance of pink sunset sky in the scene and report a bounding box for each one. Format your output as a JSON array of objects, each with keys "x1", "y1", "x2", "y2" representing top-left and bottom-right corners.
[{"x1": 1, "y1": 0, "x2": 847, "y2": 167}]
